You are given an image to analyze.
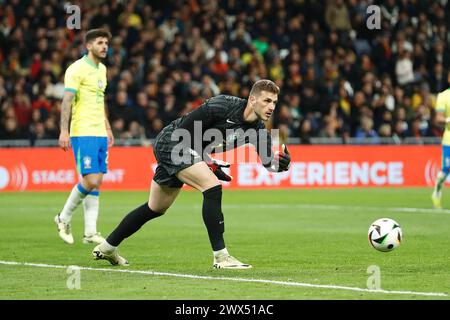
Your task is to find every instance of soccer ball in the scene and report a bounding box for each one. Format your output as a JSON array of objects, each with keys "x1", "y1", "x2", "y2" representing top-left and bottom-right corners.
[{"x1": 368, "y1": 218, "x2": 402, "y2": 252}]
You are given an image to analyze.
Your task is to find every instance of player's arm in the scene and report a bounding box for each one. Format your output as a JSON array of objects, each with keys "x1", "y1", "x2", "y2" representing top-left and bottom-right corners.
[
  {"x1": 435, "y1": 111, "x2": 446, "y2": 124},
  {"x1": 59, "y1": 91, "x2": 75, "y2": 151},
  {"x1": 253, "y1": 128, "x2": 290, "y2": 172},
  {"x1": 60, "y1": 64, "x2": 81, "y2": 151},
  {"x1": 178, "y1": 105, "x2": 231, "y2": 180},
  {"x1": 178, "y1": 96, "x2": 229, "y2": 133},
  {"x1": 105, "y1": 105, "x2": 114, "y2": 147},
  {"x1": 265, "y1": 144, "x2": 290, "y2": 172},
  {"x1": 178, "y1": 100, "x2": 231, "y2": 180},
  {"x1": 177, "y1": 100, "x2": 222, "y2": 154},
  {"x1": 178, "y1": 104, "x2": 215, "y2": 132}
]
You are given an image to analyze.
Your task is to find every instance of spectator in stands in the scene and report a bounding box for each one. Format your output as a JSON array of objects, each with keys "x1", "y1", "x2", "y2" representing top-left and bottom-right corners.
[
  {"x1": 355, "y1": 116, "x2": 380, "y2": 143},
  {"x1": 299, "y1": 118, "x2": 313, "y2": 145},
  {"x1": 0, "y1": 0, "x2": 448, "y2": 146},
  {"x1": 1, "y1": 117, "x2": 23, "y2": 140},
  {"x1": 325, "y1": 0, "x2": 352, "y2": 32},
  {"x1": 395, "y1": 48, "x2": 415, "y2": 88}
]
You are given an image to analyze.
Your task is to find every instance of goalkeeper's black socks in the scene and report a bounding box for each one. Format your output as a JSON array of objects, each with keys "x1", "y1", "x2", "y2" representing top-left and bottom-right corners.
[
  {"x1": 107, "y1": 186, "x2": 226, "y2": 250},
  {"x1": 202, "y1": 185, "x2": 226, "y2": 251},
  {"x1": 106, "y1": 203, "x2": 163, "y2": 246}
]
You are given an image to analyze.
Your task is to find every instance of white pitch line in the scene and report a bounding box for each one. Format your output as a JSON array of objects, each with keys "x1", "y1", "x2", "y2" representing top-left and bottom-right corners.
[
  {"x1": 0, "y1": 260, "x2": 447, "y2": 297},
  {"x1": 8, "y1": 203, "x2": 450, "y2": 215},
  {"x1": 223, "y1": 204, "x2": 450, "y2": 215}
]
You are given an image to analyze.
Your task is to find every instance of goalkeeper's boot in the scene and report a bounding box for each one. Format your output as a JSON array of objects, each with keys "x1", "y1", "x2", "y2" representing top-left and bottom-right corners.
[
  {"x1": 83, "y1": 232, "x2": 105, "y2": 244},
  {"x1": 92, "y1": 244, "x2": 129, "y2": 266},
  {"x1": 431, "y1": 191, "x2": 442, "y2": 209},
  {"x1": 54, "y1": 214, "x2": 74, "y2": 244},
  {"x1": 213, "y1": 254, "x2": 252, "y2": 269}
]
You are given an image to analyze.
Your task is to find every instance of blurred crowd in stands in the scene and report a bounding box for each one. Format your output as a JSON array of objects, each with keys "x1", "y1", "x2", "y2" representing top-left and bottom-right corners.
[{"x1": 0, "y1": 0, "x2": 449, "y2": 144}]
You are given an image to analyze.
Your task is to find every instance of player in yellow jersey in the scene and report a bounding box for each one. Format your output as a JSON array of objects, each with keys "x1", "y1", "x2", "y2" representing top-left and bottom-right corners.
[
  {"x1": 432, "y1": 72, "x2": 450, "y2": 209},
  {"x1": 54, "y1": 29, "x2": 113, "y2": 244}
]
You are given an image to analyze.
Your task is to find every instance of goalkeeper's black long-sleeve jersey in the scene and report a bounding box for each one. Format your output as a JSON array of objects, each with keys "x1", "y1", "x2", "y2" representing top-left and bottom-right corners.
[{"x1": 163, "y1": 94, "x2": 276, "y2": 170}]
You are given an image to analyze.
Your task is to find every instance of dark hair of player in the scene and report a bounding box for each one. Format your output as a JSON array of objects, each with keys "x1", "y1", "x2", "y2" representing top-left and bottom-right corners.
[{"x1": 85, "y1": 29, "x2": 111, "y2": 44}]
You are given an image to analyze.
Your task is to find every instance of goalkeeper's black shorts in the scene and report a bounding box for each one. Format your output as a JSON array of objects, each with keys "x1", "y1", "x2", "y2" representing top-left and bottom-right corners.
[{"x1": 152, "y1": 125, "x2": 202, "y2": 188}]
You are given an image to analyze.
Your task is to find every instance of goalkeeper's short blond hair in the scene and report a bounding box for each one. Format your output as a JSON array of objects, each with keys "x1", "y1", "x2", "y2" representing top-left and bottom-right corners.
[{"x1": 249, "y1": 79, "x2": 280, "y2": 97}]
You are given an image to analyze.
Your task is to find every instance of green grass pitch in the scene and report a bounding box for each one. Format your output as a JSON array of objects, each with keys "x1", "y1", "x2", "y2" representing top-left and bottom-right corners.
[{"x1": 0, "y1": 188, "x2": 449, "y2": 300}]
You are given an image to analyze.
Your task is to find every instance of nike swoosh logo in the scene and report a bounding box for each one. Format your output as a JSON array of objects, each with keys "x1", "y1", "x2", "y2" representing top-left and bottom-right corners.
[{"x1": 226, "y1": 119, "x2": 236, "y2": 124}]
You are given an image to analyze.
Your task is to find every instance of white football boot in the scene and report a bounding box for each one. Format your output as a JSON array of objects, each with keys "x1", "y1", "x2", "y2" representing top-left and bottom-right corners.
[
  {"x1": 213, "y1": 254, "x2": 252, "y2": 269},
  {"x1": 92, "y1": 244, "x2": 129, "y2": 266},
  {"x1": 82, "y1": 232, "x2": 105, "y2": 244},
  {"x1": 54, "y1": 215, "x2": 74, "y2": 244}
]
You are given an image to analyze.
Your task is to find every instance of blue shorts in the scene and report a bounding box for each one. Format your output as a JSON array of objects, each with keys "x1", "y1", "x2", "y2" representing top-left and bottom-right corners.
[
  {"x1": 71, "y1": 136, "x2": 108, "y2": 175},
  {"x1": 442, "y1": 145, "x2": 450, "y2": 174}
]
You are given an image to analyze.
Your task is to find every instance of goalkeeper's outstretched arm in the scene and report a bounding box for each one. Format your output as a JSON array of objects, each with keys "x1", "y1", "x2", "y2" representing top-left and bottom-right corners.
[{"x1": 253, "y1": 128, "x2": 291, "y2": 173}]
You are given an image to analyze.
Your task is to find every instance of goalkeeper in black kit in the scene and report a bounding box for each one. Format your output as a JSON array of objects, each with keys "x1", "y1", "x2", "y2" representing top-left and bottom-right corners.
[{"x1": 92, "y1": 79, "x2": 291, "y2": 269}]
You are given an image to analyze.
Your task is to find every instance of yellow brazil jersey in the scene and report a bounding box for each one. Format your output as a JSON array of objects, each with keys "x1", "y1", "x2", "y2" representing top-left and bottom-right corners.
[
  {"x1": 436, "y1": 89, "x2": 450, "y2": 145},
  {"x1": 64, "y1": 55, "x2": 107, "y2": 137}
]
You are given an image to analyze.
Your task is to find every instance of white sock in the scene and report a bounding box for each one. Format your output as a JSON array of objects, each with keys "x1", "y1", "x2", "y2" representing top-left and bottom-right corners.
[
  {"x1": 99, "y1": 241, "x2": 116, "y2": 253},
  {"x1": 83, "y1": 193, "x2": 99, "y2": 237},
  {"x1": 59, "y1": 184, "x2": 89, "y2": 223},
  {"x1": 214, "y1": 248, "x2": 229, "y2": 258}
]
